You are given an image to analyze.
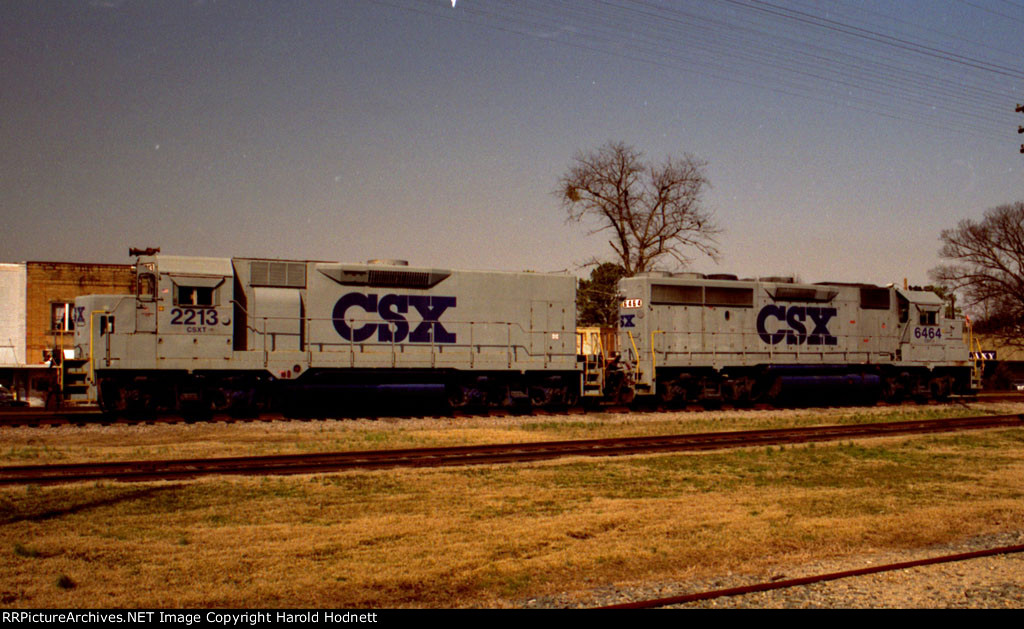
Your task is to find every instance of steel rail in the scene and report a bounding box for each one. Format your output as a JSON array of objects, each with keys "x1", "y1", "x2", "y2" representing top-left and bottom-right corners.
[
  {"x1": 598, "y1": 543, "x2": 1024, "y2": 608},
  {"x1": 0, "y1": 409, "x2": 105, "y2": 427},
  {"x1": 1, "y1": 413, "x2": 1021, "y2": 486},
  {"x1": 2, "y1": 393, "x2": 1017, "y2": 428}
]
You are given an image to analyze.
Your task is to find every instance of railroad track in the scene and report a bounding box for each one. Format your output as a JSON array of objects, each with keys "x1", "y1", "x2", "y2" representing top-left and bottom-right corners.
[
  {"x1": 2, "y1": 413, "x2": 1021, "y2": 486},
  {"x1": 0, "y1": 408, "x2": 106, "y2": 427},
  {"x1": 0, "y1": 409, "x2": 592, "y2": 428},
  {"x1": 598, "y1": 542, "x2": 1024, "y2": 609},
  {"x1": 1, "y1": 393, "x2": 1013, "y2": 427}
]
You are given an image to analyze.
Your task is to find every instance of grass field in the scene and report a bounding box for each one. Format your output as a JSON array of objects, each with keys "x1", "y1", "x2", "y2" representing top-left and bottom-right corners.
[{"x1": 2, "y1": 403, "x2": 1023, "y2": 607}]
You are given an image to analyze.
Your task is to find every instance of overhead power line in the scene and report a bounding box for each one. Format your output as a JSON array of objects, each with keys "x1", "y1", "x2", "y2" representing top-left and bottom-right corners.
[
  {"x1": 719, "y1": 0, "x2": 1024, "y2": 80},
  {"x1": 370, "y1": 0, "x2": 1023, "y2": 144}
]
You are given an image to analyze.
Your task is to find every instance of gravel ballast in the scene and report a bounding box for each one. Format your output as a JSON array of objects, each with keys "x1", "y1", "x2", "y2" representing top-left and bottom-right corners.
[{"x1": 523, "y1": 531, "x2": 1024, "y2": 608}]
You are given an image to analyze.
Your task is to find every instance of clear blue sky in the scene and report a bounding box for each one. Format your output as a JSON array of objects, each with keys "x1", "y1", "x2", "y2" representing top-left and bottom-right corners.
[{"x1": 2, "y1": 0, "x2": 1022, "y2": 286}]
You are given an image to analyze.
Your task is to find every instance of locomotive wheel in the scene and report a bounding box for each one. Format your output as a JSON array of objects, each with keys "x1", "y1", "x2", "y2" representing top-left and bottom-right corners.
[
  {"x1": 446, "y1": 384, "x2": 469, "y2": 409},
  {"x1": 657, "y1": 380, "x2": 678, "y2": 405},
  {"x1": 529, "y1": 386, "x2": 554, "y2": 408},
  {"x1": 723, "y1": 377, "x2": 754, "y2": 405},
  {"x1": 487, "y1": 384, "x2": 512, "y2": 409},
  {"x1": 617, "y1": 384, "x2": 635, "y2": 405},
  {"x1": 929, "y1": 376, "x2": 952, "y2": 401},
  {"x1": 602, "y1": 371, "x2": 635, "y2": 406},
  {"x1": 749, "y1": 376, "x2": 780, "y2": 404},
  {"x1": 448, "y1": 382, "x2": 492, "y2": 409},
  {"x1": 909, "y1": 375, "x2": 931, "y2": 403},
  {"x1": 97, "y1": 379, "x2": 127, "y2": 414},
  {"x1": 562, "y1": 382, "x2": 580, "y2": 408},
  {"x1": 880, "y1": 377, "x2": 899, "y2": 403}
]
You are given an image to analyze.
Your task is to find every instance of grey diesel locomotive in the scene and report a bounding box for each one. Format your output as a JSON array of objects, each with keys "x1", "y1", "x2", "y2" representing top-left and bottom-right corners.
[
  {"x1": 72, "y1": 253, "x2": 975, "y2": 414},
  {"x1": 616, "y1": 272, "x2": 975, "y2": 405},
  {"x1": 73, "y1": 253, "x2": 578, "y2": 414}
]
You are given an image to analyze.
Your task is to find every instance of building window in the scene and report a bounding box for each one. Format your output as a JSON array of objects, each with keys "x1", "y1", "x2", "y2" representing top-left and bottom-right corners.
[{"x1": 51, "y1": 303, "x2": 74, "y2": 332}]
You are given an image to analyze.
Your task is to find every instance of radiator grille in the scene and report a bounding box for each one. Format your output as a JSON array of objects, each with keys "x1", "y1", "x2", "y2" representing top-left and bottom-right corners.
[
  {"x1": 368, "y1": 270, "x2": 433, "y2": 288},
  {"x1": 250, "y1": 261, "x2": 306, "y2": 288}
]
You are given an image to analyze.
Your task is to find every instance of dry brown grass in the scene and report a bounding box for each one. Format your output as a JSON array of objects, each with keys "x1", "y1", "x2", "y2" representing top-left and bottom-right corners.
[
  {"x1": 2, "y1": 402, "x2": 1023, "y2": 608},
  {"x1": 0, "y1": 402, "x2": 998, "y2": 465}
]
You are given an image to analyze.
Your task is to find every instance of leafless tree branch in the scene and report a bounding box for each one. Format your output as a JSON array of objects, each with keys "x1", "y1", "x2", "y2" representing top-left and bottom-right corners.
[
  {"x1": 557, "y1": 141, "x2": 719, "y2": 275},
  {"x1": 930, "y1": 201, "x2": 1024, "y2": 347}
]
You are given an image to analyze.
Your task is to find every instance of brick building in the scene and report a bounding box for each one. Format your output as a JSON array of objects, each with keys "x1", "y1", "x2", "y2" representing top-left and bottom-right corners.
[
  {"x1": 1, "y1": 261, "x2": 134, "y2": 405},
  {"x1": 24, "y1": 261, "x2": 135, "y2": 364}
]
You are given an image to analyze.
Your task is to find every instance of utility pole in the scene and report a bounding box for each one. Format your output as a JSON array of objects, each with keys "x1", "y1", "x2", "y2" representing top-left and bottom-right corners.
[{"x1": 1018, "y1": 103, "x2": 1024, "y2": 154}]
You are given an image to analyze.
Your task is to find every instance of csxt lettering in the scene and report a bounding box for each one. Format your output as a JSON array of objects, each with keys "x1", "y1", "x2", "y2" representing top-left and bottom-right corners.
[
  {"x1": 756, "y1": 305, "x2": 837, "y2": 345},
  {"x1": 332, "y1": 293, "x2": 456, "y2": 343}
]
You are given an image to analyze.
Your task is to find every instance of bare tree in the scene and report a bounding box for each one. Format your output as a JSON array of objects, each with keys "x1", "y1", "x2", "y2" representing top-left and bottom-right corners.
[
  {"x1": 557, "y1": 141, "x2": 719, "y2": 275},
  {"x1": 930, "y1": 201, "x2": 1024, "y2": 344}
]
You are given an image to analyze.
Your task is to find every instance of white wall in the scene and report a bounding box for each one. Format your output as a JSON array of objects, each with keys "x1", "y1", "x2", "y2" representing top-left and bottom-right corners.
[{"x1": 0, "y1": 263, "x2": 26, "y2": 365}]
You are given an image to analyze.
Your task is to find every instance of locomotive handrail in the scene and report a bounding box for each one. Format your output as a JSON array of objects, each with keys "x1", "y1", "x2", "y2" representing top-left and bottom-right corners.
[
  {"x1": 239, "y1": 314, "x2": 577, "y2": 368},
  {"x1": 84, "y1": 308, "x2": 121, "y2": 402},
  {"x1": 233, "y1": 314, "x2": 532, "y2": 368},
  {"x1": 965, "y1": 316, "x2": 985, "y2": 390},
  {"x1": 224, "y1": 299, "x2": 302, "y2": 367},
  {"x1": 638, "y1": 326, "x2": 958, "y2": 384},
  {"x1": 626, "y1": 331, "x2": 641, "y2": 383},
  {"x1": 647, "y1": 328, "x2": 922, "y2": 351},
  {"x1": 87, "y1": 310, "x2": 108, "y2": 389},
  {"x1": 651, "y1": 330, "x2": 666, "y2": 387}
]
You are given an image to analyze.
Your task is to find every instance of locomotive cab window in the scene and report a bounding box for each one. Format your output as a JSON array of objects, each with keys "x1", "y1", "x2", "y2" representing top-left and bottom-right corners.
[
  {"x1": 919, "y1": 310, "x2": 938, "y2": 326},
  {"x1": 860, "y1": 288, "x2": 891, "y2": 310},
  {"x1": 138, "y1": 273, "x2": 156, "y2": 302},
  {"x1": 176, "y1": 286, "x2": 215, "y2": 307}
]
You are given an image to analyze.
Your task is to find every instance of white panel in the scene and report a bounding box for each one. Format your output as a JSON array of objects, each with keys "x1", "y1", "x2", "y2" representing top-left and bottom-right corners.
[{"x1": 0, "y1": 263, "x2": 26, "y2": 365}]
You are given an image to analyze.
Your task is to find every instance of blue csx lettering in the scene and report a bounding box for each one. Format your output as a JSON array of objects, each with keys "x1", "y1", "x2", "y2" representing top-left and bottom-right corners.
[
  {"x1": 332, "y1": 293, "x2": 456, "y2": 343},
  {"x1": 756, "y1": 305, "x2": 838, "y2": 345},
  {"x1": 73, "y1": 306, "x2": 86, "y2": 326}
]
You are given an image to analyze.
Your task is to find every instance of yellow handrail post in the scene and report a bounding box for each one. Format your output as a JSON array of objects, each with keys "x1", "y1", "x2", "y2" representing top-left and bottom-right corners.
[
  {"x1": 651, "y1": 330, "x2": 665, "y2": 388},
  {"x1": 627, "y1": 331, "x2": 640, "y2": 383},
  {"x1": 965, "y1": 316, "x2": 984, "y2": 391}
]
